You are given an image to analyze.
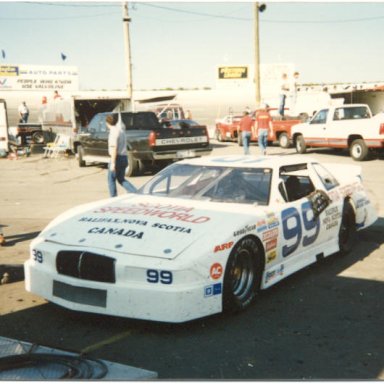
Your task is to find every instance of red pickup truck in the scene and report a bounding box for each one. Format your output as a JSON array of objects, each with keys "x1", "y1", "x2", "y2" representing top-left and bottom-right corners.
[{"x1": 214, "y1": 112, "x2": 302, "y2": 148}]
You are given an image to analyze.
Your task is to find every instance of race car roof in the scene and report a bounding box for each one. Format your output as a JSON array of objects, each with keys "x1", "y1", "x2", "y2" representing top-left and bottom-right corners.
[{"x1": 177, "y1": 155, "x2": 319, "y2": 170}]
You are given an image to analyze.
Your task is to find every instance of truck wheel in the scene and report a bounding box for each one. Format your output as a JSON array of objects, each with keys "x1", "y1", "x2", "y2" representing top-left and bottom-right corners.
[
  {"x1": 278, "y1": 132, "x2": 290, "y2": 148},
  {"x1": 31, "y1": 131, "x2": 44, "y2": 144},
  {"x1": 125, "y1": 152, "x2": 138, "y2": 177},
  {"x1": 339, "y1": 200, "x2": 356, "y2": 255},
  {"x1": 238, "y1": 133, "x2": 243, "y2": 147},
  {"x1": 215, "y1": 129, "x2": 224, "y2": 142},
  {"x1": 350, "y1": 139, "x2": 368, "y2": 161},
  {"x1": 223, "y1": 236, "x2": 263, "y2": 313},
  {"x1": 78, "y1": 145, "x2": 86, "y2": 167},
  {"x1": 295, "y1": 135, "x2": 307, "y2": 154}
]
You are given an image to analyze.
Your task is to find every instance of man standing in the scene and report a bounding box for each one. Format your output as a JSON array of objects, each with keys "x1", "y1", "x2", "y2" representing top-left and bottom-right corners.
[
  {"x1": 18, "y1": 101, "x2": 29, "y2": 123},
  {"x1": 238, "y1": 110, "x2": 254, "y2": 155},
  {"x1": 289, "y1": 71, "x2": 300, "y2": 116},
  {"x1": 255, "y1": 104, "x2": 273, "y2": 156},
  {"x1": 106, "y1": 114, "x2": 136, "y2": 197},
  {"x1": 278, "y1": 73, "x2": 290, "y2": 119}
]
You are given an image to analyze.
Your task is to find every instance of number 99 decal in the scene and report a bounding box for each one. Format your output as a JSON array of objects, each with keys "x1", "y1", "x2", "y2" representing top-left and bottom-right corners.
[
  {"x1": 281, "y1": 201, "x2": 320, "y2": 258},
  {"x1": 146, "y1": 269, "x2": 173, "y2": 285},
  {"x1": 32, "y1": 249, "x2": 43, "y2": 263}
]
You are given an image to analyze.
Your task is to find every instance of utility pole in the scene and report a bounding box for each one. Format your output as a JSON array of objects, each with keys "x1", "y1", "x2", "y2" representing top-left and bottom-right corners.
[
  {"x1": 122, "y1": 2, "x2": 133, "y2": 108},
  {"x1": 254, "y1": 2, "x2": 261, "y2": 106},
  {"x1": 254, "y1": 2, "x2": 266, "y2": 107}
]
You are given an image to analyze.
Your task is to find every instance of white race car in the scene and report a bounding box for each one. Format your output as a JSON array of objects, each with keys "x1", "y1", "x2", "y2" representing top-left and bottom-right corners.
[{"x1": 25, "y1": 155, "x2": 377, "y2": 323}]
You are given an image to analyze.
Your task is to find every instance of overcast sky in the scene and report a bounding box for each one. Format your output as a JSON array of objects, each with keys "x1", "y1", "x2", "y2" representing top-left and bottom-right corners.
[{"x1": 0, "y1": 1, "x2": 383, "y2": 90}]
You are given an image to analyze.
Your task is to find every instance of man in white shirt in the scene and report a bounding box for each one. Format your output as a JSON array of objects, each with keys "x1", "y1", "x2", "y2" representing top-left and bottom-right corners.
[
  {"x1": 106, "y1": 114, "x2": 136, "y2": 197},
  {"x1": 18, "y1": 101, "x2": 29, "y2": 123}
]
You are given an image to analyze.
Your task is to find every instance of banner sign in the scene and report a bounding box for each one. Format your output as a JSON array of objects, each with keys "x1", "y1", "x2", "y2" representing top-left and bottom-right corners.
[
  {"x1": 218, "y1": 66, "x2": 248, "y2": 80},
  {"x1": 0, "y1": 64, "x2": 79, "y2": 91}
]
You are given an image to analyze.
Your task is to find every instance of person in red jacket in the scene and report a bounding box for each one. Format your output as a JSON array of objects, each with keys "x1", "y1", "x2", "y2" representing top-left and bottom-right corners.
[
  {"x1": 255, "y1": 104, "x2": 273, "y2": 156},
  {"x1": 238, "y1": 111, "x2": 254, "y2": 155}
]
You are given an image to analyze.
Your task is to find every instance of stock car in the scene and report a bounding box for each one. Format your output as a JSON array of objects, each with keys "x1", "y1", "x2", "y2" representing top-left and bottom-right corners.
[{"x1": 24, "y1": 155, "x2": 377, "y2": 323}]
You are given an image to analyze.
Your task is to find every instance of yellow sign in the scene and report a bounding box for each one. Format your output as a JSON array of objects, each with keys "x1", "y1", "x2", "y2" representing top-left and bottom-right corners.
[
  {"x1": 218, "y1": 66, "x2": 248, "y2": 80},
  {"x1": 0, "y1": 66, "x2": 19, "y2": 76}
]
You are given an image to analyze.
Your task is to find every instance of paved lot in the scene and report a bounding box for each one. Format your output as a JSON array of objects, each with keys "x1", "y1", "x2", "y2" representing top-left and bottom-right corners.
[{"x1": 0, "y1": 142, "x2": 383, "y2": 379}]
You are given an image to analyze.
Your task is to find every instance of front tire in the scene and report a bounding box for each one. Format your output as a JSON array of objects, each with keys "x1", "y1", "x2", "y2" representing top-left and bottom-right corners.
[
  {"x1": 223, "y1": 236, "x2": 263, "y2": 312},
  {"x1": 350, "y1": 139, "x2": 368, "y2": 161},
  {"x1": 339, "y1": 200, "x2": 356, "y2": 254},
  {"x1": 295, "y1": 135, "x2": 307, "y2": 154}
]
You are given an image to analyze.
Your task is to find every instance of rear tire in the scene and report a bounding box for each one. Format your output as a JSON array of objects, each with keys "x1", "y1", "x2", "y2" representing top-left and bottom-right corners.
[
  {"x1": 78, "y1": 145, "x2": 86, "y2": 167},
  {"x1": 339, "y1": 200, "x2": 356, "y2": 255},
  {"x1": 31, "y1": 131, "x2": 44, "y2": 144},
  {"x1": 125, "y1": 151, "x2": 138, "y2": 177},
  {"x1": 295, "y1": 135, "x2": 307, "y2": 154},
  {"x1": 238, "y1": 133, "x2": 243, "y2": 147},
  {"x1": 223, "y1": 236, "x2": 263, "y2": 312},
  {"x1": 278, "y1": 132, "x2": 290, "y2": 148},
  {"x1": 350, "y1": 139, "x2": 368, "y2": 161},
  {"x1": 215, "y1": 128, "x2": 224, "y2": 142}
]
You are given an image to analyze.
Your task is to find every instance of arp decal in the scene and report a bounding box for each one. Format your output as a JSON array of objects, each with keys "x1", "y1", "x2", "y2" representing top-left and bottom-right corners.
[
  {"x1": 210, "y1": 263, "x2": 223, "y2": 280},
  {"x1": 204, "y1": 283, "x2": 222, "y2": 297},
  {"x1": 214, "y1": 241, "x2": 234, "y2": 253}
]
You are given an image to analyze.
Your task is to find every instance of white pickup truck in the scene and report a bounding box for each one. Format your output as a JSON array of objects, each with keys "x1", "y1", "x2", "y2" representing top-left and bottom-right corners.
[{"x1": 291, "y1": 104, "x2": 384, "y2": 161}]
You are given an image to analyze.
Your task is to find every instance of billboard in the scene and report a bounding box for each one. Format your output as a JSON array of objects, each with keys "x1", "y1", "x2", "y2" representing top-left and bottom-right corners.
[
  {"x1": 0, "y1": 64, "x2": 79, "y2": 91},
  {"x1": 218, "y1": 66, "x2": 248, "y2": 80}
]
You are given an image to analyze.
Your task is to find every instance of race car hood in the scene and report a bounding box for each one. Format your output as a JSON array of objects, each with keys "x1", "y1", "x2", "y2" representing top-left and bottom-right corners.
[{"x1": 41, "y1": 194, "x2": 264, "y2": 260}]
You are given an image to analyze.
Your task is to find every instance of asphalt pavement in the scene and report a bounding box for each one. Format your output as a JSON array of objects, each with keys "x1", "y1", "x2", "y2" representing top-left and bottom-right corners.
[{"x1": 0, "y1": 141, "x2": 383, "y2": 379}]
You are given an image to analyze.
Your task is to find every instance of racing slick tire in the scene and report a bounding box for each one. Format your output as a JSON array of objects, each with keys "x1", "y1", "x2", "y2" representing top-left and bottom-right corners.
[
  {"x1": 338, "y1": 200, "x2": 356, "y2": 255},
  {"x1": 295, "y1": 135, "x2": 307, "y2": 154},
  {"x1": 223, "y1": 236, "x2": 263, "y2": 312},
  {"x1": 78, "y1": 145, "x2": 86, "y2": 167},
  {"x1": 278, "y1": 132, "x2": 290, "y2": 148},
  {"x1": 349, "y1": 139, "x2": 369, "y2": 161},
  {"x1": 31, "y1": 131, "x2": 45, "y2": 144}
]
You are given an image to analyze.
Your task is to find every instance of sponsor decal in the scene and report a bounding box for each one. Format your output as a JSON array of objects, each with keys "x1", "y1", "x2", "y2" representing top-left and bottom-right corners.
[
  {"x1": 356, "y1": 197, "x2": 370, "y2": 209},
  {"x1": 262, "y1": 228, "x2": 279, "y2": 242},
  {"x1": 256, "y1": 219, "x2": 268, "y2": 233},
  {"x1": 322, "y1": 206, "x2": 341, "y2": 231},
  {"x1": 214, "y1": 241, "x2": 234, "y2": 253},
  {"x1": 234, "y1": 224, "x2": 256, "y2": 237},
  {"x1": 265, "y1": 264, "x2": 284, "y2": 284},
  {"x1": 88, "y1": 227, "x2": 143, "y2": 239},
  {"x1": 266, "y1": 212, "x2": 280, "y2": 229},
  {"x1": 204, "y1": 283, "x2": 222, "y2": 297},
  {"x1": 94, "y1": 203, "x2": 210, "y2": 224},
  {"x1": 210, "y1": 263, "x2": 223, "y2": 280},
  {"x1": 265, "y1": 238, "x2": 277, "y2": 252},
  {"x1": 80, "y1": 217, "x2": 148, "y2": 226},
  {"x1": 266, "y1": 250, "x2": 277, "y2": 263}
]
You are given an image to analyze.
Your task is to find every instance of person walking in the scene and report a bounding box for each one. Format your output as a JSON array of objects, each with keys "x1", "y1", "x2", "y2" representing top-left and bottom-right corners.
[
  {"x1": 238, "y1": 110, "x2": 254, "y2": 155},
  {"x1": 255, "y1": 104, "x2": 273, "y2": 156},
  {"x1": 106, "y1": 114, "x2": 136, "y2": 197},
  {"x1": 18, "y1": 101, "x2": 29, "y2": 123},
  {"x1": 278, "y1": 73, "x2": 290, "y2": 119}
]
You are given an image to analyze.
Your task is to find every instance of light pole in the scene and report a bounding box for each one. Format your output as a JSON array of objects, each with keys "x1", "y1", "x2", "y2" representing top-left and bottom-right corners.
[
  {"x1": 254, "y1": 2, "x2": 266, "y2": 106},
  {"x1": 122, "y1": 2, "x2": 133, "y2": 108}
]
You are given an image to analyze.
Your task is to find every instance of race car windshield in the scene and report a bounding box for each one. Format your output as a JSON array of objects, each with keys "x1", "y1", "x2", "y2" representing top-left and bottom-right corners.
[{"x1": 138, "y1": 164, "x2": 272, "y2": 205}]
